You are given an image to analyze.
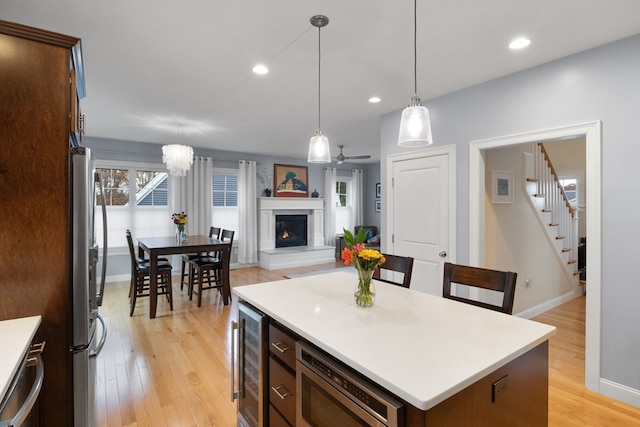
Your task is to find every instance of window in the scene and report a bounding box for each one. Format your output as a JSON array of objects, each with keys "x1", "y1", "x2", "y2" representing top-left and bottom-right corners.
[
  {"x1": 213, "y1": 174, "x2": 238, "y2": 207},
  {"x1": 335, "y1": 178, "x2": 352, "y2": 234},
  {"x1": 97, "y1": 168, "x2": 129, "y2": 206},
  {"x1": 95, "y1": 163, "x2": 171, "y2": 249},
  {"x1": 336, "y1": 181, "x2": 348, "y2": 207},
  {"x1": 212, "y1": 170, "x2": 239, "y2": 237},
  {"x1": 559, "y1": 177, "x2": 578, "y2": 206}
]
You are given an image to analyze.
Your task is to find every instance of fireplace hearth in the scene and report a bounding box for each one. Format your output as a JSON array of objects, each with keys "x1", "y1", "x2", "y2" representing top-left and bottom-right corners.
[{"x1": 275, "y1": 214, "x2": 307, "y2": 248}]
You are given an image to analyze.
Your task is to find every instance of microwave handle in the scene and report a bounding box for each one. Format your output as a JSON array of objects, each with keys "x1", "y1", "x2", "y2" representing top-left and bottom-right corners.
[
  {"x1": 230, "y1": 319, "x2": 239, "y2": 401},
  {"x1": 0, "y1": 352, "x2": 44, "y2": 427}
]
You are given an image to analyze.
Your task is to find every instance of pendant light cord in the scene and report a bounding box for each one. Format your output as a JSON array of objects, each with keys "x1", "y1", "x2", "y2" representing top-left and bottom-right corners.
[
  {"x1": 413, "y1": 0, "x2": 418, "y2": 96},
  {"x1": 318, "y1": 24, "x2": 322, "y2": 130}
]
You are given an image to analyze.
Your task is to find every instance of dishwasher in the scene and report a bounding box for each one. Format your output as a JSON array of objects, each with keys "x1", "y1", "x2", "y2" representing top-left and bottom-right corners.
[{"x1": 0, "y1": 342, "x2": 45, "y2": 427}]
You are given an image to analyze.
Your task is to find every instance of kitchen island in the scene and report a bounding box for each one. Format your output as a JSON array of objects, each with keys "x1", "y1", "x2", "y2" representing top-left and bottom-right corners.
[{"x1": 233, "y1": 271, "x2": 556, "y2": 426}]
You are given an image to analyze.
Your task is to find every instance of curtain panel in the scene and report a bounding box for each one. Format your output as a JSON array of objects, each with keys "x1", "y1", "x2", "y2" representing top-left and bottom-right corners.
[
  {"x1": 238, "y1": 160, "x2": 258, "y2": 264},
  {"x1": 170, "y1": 156, "x2": 213, "y2": 236},
  {"x1": 351, "y1": 169, "x2": 364, "y2": 226},
  {"x1": 324, "y1": 167, "x2": 337, "y2": 246}
]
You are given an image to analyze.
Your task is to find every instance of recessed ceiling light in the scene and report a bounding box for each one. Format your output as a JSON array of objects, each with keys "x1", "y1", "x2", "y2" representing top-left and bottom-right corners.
[
  {"x1": 368, "y1": 96, "x2": 381, "y2": 103},
  {"x1": 509, "y1": 38, "x2": 531, "y2": 50},
  {"x1": 252, "y1": 64, "x2": 269, "y2": 74}
]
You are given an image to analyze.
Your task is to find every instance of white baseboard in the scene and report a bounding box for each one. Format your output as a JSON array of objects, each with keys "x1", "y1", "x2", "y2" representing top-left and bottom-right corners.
[
  {"x1": 515, "y1": 290, "x2": 578, "y2": 319},
  {"x1": 599, "y1": 378, "x2": 640, "y2": 408}
]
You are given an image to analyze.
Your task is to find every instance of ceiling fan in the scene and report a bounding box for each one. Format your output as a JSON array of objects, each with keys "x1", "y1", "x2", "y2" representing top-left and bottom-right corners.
[{"x1": 333, "y1": 145, "x2": 371, "y2": 164}]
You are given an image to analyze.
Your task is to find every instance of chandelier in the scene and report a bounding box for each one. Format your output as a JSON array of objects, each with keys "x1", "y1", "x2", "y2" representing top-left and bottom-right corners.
[{"x1": 162, "y1": 144, "x2": 193, "y2": 177}]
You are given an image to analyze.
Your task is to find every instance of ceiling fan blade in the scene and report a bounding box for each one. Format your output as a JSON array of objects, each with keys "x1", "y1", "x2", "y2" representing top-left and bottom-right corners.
[{"x1": 345, "y1": 155, "x2": 371, "y2": 160}]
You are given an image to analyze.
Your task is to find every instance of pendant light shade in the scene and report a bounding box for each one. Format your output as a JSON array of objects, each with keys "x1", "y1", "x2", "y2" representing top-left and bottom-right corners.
[
  {"x1": 398, "y1": 96, "x2": 433, "y2": 146},
  {"x1": 307, "y1": 15, "x2": 332, "y2": 163},
  {"x1": 308, "y1": 129, "x2": 331, "y2": 163},
  {"x1": 398, "y1": 0, "x2": 433, "y2": 147}
]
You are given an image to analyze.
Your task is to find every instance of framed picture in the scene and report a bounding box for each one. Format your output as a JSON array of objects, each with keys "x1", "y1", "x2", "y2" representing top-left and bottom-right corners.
[
  {"x1": 274, "y1": 164, "x2": 309, "y2": 197},
  {"x1": 375, "y1": 199, "x2": 381, "y2": 212},
  {"x1": 375, "y1": 182, "x2": 381, "y2": 198},
  {"x1": 491, "y1": 170, "x2": 514, "y2": 204}
]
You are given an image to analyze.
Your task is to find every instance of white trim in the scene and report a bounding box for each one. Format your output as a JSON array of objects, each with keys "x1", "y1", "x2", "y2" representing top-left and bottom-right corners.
[
  {"x1": 94, "y1": 159, "x2": 165, "y2": 170},
  {"x1": 469, "y1": 121, "x2": 602, "y2": 393},
  {"x1": 599, "y1": 379, "x2": 640, "y2": 409},
  {"x1": 514, "y1": 291, "x2": 578, "y2": 320}
]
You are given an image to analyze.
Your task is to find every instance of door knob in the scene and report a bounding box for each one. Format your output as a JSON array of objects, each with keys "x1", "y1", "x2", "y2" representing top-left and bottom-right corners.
[{"x1": 439, "y1": 251, "x2": 447, "y2": 258}]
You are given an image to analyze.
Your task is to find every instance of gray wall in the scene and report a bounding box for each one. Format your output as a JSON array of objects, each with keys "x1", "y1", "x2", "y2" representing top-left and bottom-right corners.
[{"x1": 381, "y1": 35, "x2": 640, "y2": 398}]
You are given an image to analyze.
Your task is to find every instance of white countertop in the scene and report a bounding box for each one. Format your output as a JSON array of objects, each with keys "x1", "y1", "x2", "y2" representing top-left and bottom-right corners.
[
  {"x1": 233, "y1": 272, "x2": 556, "y2": 410},
  {"x1": 0, "y1": 316, "x2": 42, "y2": 402}
]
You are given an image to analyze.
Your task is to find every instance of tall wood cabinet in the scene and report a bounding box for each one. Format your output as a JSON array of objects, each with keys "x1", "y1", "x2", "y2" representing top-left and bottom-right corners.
[{"x1": 0, "y1": 20, "x2": 85, "y2": 426}]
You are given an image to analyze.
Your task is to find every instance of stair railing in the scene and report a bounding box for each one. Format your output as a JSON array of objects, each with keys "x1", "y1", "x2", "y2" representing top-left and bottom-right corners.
[{"x1": 533, "y1": 143, "x2": 578, "y2": 258}]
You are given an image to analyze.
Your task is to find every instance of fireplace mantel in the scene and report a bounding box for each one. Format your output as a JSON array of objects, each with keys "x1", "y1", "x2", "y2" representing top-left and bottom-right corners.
[{"x1": 258, "y1": 197, "x2": 325, "y2": 250}]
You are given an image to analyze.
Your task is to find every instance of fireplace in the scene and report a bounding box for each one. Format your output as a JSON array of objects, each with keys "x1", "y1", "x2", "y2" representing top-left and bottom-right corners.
[{"x1": 275, "y1": 214, "x2": 307, "y2": 248}]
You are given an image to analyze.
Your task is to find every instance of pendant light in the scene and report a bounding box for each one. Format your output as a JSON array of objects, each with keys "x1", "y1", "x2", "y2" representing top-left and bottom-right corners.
[
  {"x1": 307, "y1": 15, "x2": 332, "y2": 163},
  {"x1": 162, "y1": 125, "x2": 194, "y2": 177},
  {"x1": 398, "y1": 0, "x2": 433, "y2": 147}
]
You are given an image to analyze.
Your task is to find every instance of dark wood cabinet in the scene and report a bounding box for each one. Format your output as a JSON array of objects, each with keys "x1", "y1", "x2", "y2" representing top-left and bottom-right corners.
[
  {"x1": 268, "y1": 322, "x2": 298, "y2": 426},
  {"x1": 0, "y1": 19, "x2": 84, "y2": 427}
]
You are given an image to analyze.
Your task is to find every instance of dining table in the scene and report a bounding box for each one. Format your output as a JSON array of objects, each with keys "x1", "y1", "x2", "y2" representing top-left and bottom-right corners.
[{"x1": 137, "y1": 235, "x2": 232, "y2": 318}]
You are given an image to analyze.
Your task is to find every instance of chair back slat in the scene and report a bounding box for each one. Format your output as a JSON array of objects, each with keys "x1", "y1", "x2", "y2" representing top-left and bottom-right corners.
[
  {"x1": 210, "y1": 226, "x2": 221, "y2": 239},
  {"x1": 373, "y1": 253, "x2": 414, "y2": 288},
  {"x1": 442, "y1": 262, "x2": 517, "y2": 314}
]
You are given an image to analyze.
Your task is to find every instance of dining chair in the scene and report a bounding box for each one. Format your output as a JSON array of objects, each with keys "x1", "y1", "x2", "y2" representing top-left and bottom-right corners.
[
  {"x1": 180, "y1": 226, "x2": 222, "y2": 291},
  {"x1": 188, "y1": 229, "x2": 234, "y2": 307},
  {"x1": 126, "y1": 229, "x2": 174, "y2": 316},
  {"x1": 442, "y1": 262, "x2": 517, "y2": 314},
  {"x1": 373, "y1": 253, "x2": 414, "y2": 288}
]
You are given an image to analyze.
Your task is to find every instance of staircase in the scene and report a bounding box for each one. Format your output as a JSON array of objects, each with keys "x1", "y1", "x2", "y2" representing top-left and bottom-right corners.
[{"x1": 523, "y1": 143, "x2": 582, "y2": 287}]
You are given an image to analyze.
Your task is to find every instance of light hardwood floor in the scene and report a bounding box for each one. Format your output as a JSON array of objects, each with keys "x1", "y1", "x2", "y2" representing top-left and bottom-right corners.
[{"x1": 97, "y1": 263, "x2": 640, "y2": 427}]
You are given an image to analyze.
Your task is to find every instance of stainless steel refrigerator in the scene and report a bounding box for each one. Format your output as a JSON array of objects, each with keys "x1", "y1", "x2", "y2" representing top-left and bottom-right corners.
[{"x1": 70, "y1": 146, "x2": 108, "y2": 427}]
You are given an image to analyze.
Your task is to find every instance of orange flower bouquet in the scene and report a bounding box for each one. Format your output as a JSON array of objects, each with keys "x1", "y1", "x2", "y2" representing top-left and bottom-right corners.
[{"x1": 341, "y1": 228, "x2": 385, "y2": 307}]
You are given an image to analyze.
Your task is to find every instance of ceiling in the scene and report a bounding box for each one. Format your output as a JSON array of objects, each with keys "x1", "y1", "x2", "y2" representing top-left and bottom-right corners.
[{"x1": 3, "y1": 1, "x2": 639, "y2": 164}]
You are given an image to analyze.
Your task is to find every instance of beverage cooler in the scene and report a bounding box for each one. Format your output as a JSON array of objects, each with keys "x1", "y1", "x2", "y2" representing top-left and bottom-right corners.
[{"x1": 231, "y1": 301, "x2": 267, "y2": 427}]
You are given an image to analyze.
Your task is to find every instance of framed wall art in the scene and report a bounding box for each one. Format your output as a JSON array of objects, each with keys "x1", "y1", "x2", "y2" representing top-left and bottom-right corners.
[
  {"x1": 491, "y1": 170, "x2": 514, "y2": 204},
  {"x1": 375, "y1": 199, "x2": 381, "y2": 212},
  {"x1": 274, "y1": 164, "x2": 309, "y2": 197},
  {"x1": 375, "y1": 182, "x2": 381, "y2": 198}
]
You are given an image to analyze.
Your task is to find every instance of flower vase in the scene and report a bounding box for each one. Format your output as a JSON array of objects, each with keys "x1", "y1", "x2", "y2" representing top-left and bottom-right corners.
[
  {"x1": 176, "y1": 225, "x2": 188, "y2": 242},
  {"x1": 354, "y1": 267, "x2": 376, "y2": 308}
]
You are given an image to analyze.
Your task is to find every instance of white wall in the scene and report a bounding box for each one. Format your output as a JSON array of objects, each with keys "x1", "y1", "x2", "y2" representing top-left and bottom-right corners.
[
  {"x1": 484, "y1": 145, "x2": 573, "y2": 314},
  {"x1": 380, "y1": 35, "x2": 640, "y2": 401}
]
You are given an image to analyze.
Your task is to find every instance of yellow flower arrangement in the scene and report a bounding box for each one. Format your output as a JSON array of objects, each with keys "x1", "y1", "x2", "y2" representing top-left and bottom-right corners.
[{"x1": 341, "y1": 228, "x2": 385, "y2": 307}]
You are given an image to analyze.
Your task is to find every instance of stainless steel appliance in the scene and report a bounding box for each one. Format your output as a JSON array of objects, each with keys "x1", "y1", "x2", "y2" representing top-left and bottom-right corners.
[
  {"x1": 296, "y1": 342, "x2": 404, "y2": 427},
  {"x1": 0, "y1": 342, "x2": 45, "y2": 427},
  {"x1": 70, "y1": 146, "x2": 108, "y2": 427},
  {"x1": 231, "y1": 301, "x2": 267, "y2": 427}
]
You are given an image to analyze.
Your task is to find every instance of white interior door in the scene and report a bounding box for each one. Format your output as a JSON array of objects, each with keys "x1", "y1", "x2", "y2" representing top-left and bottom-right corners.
[{"x1": 388, "y1": 147, "x2": 455, "y2": 295}]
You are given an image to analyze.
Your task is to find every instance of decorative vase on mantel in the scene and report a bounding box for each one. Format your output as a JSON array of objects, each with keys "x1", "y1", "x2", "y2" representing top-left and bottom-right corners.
[
  {"x1": 176, "y1": 224, "x2": 188, "y2": 243},
  {"x1": 354, "y1": 267, "x2": 376, "y2": 308}
]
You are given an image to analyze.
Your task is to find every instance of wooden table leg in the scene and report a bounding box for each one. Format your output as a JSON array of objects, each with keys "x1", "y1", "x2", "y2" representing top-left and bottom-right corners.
[
  {"x1": 149, "y1": 250, "x2": 158, "y2": 318},
  {"x1": 222, "y1": 246, "x2": 230, "y2": 305}
]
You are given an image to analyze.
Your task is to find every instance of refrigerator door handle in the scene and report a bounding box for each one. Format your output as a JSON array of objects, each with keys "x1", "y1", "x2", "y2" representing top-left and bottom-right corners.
[
  {"x1": 0, "y1": 353, "x2": 44, "y2": 427},
  {"x1": 95, "y1": 171, "x2": 107, "y2": 307},
  {"x1": 89, "y1": 313, "x2": 107, "y2": 358}
]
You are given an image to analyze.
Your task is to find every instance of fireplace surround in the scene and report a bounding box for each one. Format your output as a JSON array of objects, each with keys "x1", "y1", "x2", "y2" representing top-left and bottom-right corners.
[{"x1": 258, "y1": 197, "x2": 334, "y2": 269}]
